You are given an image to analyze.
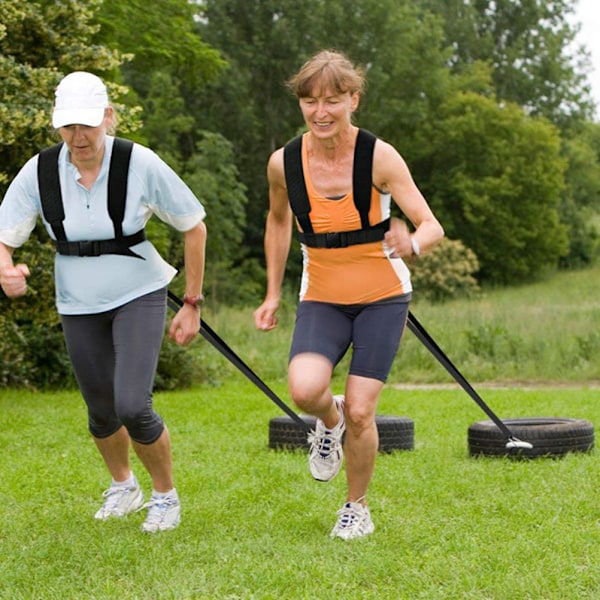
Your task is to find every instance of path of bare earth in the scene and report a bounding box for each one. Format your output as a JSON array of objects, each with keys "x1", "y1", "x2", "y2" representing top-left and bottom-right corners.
[{"x1": 390, "y1": 381, "x2": 600, "y2": 390}]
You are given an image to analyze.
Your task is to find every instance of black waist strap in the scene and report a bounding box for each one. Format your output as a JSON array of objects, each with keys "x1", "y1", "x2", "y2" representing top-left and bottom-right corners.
[
  {"x1": 54, "y1": 229, "x2": 146, "y2": 258},
  {"x1": 297, "y1": 218, "x2": 390, "y2": 248}
]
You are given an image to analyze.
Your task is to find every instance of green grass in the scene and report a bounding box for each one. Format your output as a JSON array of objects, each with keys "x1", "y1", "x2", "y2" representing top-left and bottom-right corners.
[
  {"x1": 3, "y1": 266, "x2": 600, "y2": 598},
  {"x1": 1, "y1": 382, "x2": 600, "y2": 599}
]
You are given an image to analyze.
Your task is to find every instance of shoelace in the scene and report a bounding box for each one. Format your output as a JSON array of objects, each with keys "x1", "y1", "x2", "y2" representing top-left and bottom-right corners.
[
  {"x1": 307, "y1": 428, "x2": 341, "y2": 458},
  {"x1": 100, "y1": 486, "x2": 134, "y2": 512},
  {"x1": 139, "y1": 495, "x2": 178, "y2": 525},
  {"x1": 336, "y1": 499, "x2": 368, "y2": 530}
]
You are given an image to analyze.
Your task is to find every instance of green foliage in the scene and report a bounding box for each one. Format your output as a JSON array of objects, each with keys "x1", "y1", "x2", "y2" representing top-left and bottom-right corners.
[
  {"x1": 557, "y1": 198, "x2": 600, "y2": 269},
  {"x1": 94, "y1": 0, "x2": 226, "y2": 162},
  {"x1": 410, "y1": 238, "x2": 480, "y2": 302},
  {"x1": 181, "y1": 130, "x2": 250, "y2": 306},
  {"x1": 95, "y1": 0, "x2": 224, "y2": 95},
  {"x1": 417, "y1": 0, "x2": 595, "y2": 126},
  {"x1": 140, "y1": 71, "x2": 196, "y2": 169},
  {"x1": 0, "y1": 317, "x2": 29, "y2": 387},
  {"x1": 0, "y1": 0, "x2": 139, "y2": 192},
  {"x1": 416, "y1": 91, "x2": 569, "y2": 284},
  {"x1": 559, "y1": 122, "x2": 600, "y2": 267}
]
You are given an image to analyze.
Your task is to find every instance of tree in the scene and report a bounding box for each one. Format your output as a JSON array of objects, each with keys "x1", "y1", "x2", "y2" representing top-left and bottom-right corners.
[
  {"x1": 0, "y1": 0, "x2": 140, "y2": 194},
  {"x1": 94, "y1": 1, "x2": 255, "y2": 305},
  {"x1": 179, "y1": 130, "x2": 252, "y2": 305},
  {"x1": 559, "y1": 121, "x2": 600, "y2": 267},
  {"x1": 94, "y1": 0, "x2": 225, "y2": 160},
  {"x1": 417, "y1": 0, "x2": 595, "y2": 126},
  {"x1": 416, "y1": 91, "x2": 569, "y2": 283}
]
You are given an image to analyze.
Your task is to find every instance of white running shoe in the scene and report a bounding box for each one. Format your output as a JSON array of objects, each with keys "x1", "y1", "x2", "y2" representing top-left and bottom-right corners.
[
  {"x1": 139, "y1": 489, "x2": 181, "y2": 533},
  {"x1": 330, "y1": 499, "x2": 375, "y2": 540},
  {"x1": 307, "y1": 394, "x2": 346, "y2": 482},
  {"x1": 94, "y1": 481, "x2": 144, "y2": 520}
]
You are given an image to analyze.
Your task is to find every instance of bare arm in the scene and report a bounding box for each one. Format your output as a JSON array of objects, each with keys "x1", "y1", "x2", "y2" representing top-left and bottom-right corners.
[
  {"x1": 0, "y1": 242, "x2": 30, "y2": 298},
  {"x1": 168, "y1": 220, "x2": 207, "y2": 345},
  {"x1": 374, "y1": 140, "x2": 444, "y2": 258},
  {"x1": 253, "y1": 148, "x2": 294, "y2": 331}
]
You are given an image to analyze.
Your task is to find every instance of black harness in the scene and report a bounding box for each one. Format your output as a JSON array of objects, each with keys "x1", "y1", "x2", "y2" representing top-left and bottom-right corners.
[
  {"x1": 283, "y1": 128, "x2": 390, "y2": 248},
  {"x1": 37, "y1": 137, "x2": 146, "y2": 259}
]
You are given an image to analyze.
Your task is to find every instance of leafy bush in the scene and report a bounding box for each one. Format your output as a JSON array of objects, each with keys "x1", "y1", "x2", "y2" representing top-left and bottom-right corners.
[
  {"x1": 0, "y1": 231, "x2": 76, "y2": 389},
  {"x1": 410, "y1": 237, "x2": 480, "y2": 302}
]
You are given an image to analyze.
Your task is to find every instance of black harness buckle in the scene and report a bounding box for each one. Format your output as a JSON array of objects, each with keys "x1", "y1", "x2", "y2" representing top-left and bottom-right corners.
[
  {"x1": 326, "y1": 232, "x2": 340, "y2": 248},
  {"x1": 78, "y1": 240, "x2": 101, "y2": 256}
]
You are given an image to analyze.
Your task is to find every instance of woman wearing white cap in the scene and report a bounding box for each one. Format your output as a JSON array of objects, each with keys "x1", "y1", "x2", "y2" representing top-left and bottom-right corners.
[{"x1": 0, "y1": 71, "x2": 207, "y2": 533}]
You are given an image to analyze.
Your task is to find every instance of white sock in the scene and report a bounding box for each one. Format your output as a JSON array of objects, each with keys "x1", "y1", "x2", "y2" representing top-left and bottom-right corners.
[
  {"x1": 111, "y1": 472, "x2": 136, "y2": 488},
  {"x1": 152, "y1": 488, "x2": 176, "y2": 499}
]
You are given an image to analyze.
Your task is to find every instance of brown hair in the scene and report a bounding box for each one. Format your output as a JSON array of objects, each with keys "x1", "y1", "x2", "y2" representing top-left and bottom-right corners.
[{"x1": 287, "y1": 50, "x2": 365, "y2": 98}]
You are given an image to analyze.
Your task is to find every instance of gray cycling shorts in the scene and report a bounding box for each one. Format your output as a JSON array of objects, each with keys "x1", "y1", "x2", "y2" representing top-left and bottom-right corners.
[
  {"x1": 60, "y1": 287, "x2": 167, "y2": 444},
  {"x1": 289, "y1": 298, "x2": 410, "y2": 382}
]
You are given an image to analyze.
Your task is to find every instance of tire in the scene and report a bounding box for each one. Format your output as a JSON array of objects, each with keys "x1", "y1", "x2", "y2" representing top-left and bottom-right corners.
[
  {"x1": 268, "y1": 414, "x2": 414, "y2": 453},
  {"x1": 468, "y1": 417, "x2": 594, "y2": 458}
]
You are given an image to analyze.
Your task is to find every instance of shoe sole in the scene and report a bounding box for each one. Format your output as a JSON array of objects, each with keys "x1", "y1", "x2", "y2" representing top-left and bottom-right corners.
[{"x1": 331, "y1": 524, "x2": 375, "y2": 540}]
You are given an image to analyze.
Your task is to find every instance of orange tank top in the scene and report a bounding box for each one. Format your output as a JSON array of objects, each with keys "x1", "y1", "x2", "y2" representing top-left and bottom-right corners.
[{"x1": 295, "y1": 133, "x2": 412, "y2": 304}]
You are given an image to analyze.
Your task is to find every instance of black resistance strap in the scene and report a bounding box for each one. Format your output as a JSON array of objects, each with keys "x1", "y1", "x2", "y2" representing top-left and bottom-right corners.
[
  {"x1": 167, "y1": 291, "x2": 310, "y2": 431},
  {"x1": 406, "y1": 312, "x2": 522, "y2": 442}
]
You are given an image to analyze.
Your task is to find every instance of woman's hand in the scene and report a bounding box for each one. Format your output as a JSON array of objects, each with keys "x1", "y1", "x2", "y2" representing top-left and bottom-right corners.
[
  {"x1": 0, "y1": 263, "x2": 30, "y2": 298},
  {"x1": 168, "y1": 304, "x2": 200, "y2": 346}
]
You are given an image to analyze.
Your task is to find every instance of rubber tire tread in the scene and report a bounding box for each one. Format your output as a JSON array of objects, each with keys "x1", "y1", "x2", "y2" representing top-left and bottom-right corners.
[
  {"x1": 468, "y1": 417, "x2": 594, "y2": 458},
  {"x1": 268, "y1": 414, "x2": 414, "y2": 453}
]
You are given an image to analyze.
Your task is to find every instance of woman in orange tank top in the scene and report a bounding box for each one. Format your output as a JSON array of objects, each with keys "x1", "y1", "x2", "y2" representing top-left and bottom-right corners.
[{"x1": 254, "y1": 50, "x2": 444, "y2": 540}]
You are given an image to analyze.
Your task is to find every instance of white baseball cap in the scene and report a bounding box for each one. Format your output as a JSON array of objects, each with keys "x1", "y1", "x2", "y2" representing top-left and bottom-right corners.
[{"x1": 52, "y1": 71, "x2": 109, "y2": 129}]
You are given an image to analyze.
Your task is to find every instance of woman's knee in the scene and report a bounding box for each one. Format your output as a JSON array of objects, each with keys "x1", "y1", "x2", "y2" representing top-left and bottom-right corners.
[
  {"x1": 115, "y1": 399, "x2": 164, "y2": 444},
  {"x1": 289, "y1": 377, "x2": 338, "y2": 411},
  {"x1": 344, "y1": 396, "x2": 378, "y2": 434},
  {"x1": 288, "y1": 355, "x2": 332, "y2": 409},
  {"x1": 88, "y1": 415, "x2": 122, "y2": 439}
]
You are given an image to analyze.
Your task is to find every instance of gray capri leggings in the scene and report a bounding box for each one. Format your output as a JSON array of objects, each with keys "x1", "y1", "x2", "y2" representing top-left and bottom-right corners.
[
  {"x1": 289, "y1": 298, "x2": 410, "y2": 383},
  {"x1": 60, "y1": 287, "x2": 167, "y2": 444}
]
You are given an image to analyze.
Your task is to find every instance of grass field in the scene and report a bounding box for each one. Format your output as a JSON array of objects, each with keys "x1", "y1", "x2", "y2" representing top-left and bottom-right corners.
[
  {"x1": 1, "y1": 381, "x2": 600, "y2": 599},
  {"x1": 2, "y1": 266, "x2": 600, "y2": 599}
]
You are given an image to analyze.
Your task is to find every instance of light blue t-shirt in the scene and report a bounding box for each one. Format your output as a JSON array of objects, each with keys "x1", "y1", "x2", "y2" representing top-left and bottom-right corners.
[{"x1": 0, "y1": 136, "x2": 205, "y2": 315}]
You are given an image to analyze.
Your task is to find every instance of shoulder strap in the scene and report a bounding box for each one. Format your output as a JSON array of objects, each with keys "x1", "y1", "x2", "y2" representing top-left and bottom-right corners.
[
  {"x1": 38, "y1": 143, "x2": 67, "y2": 242},
  {"x1": 353, "y1": 129, "x2": 377, "y2": 228},
  {"x1": 283, "y1": 135, "x2": 313, "y2": 234},
  {"x1": 284, "y1": 129, "x2": 377, "y2": 231},
  {"x1": 37, "y1": 137, "x2": 145, "y2": 259},
  {"x1": 38, "y1": 138, "x2": 134, "y2": 242},
  {"x1": 282, "y1": 128, "x2": 388, "y2": 249},
  {"x1": 107, "y1": 137, "x2": 134, "y2": 240}
]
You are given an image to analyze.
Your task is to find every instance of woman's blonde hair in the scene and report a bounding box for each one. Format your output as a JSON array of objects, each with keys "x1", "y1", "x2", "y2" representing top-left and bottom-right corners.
[{"x1": 287, "y1": 50, "x2": 365, "y2": 98}]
